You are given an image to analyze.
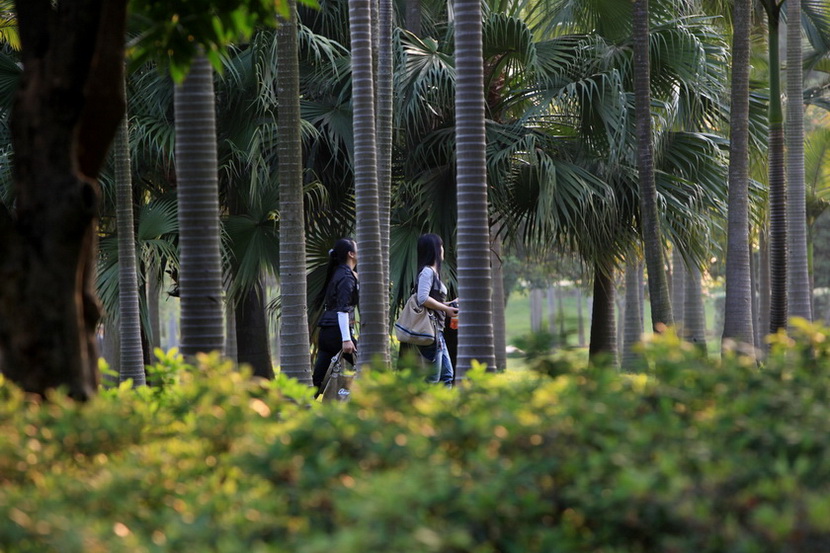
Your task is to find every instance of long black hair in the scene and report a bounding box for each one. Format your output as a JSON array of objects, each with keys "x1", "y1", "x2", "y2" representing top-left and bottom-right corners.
[
  {"x1": 417, "y1": 233, "x2": 443, "y2": 277},
  {"x1": 316, "y1": 238, "x2": 356, "y2": 308}
]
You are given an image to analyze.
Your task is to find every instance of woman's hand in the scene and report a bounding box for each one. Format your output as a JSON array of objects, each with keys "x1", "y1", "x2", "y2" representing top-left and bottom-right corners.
[
  {"x1": 444, "y1": 302, "x2": 459, "y2": 317},
  {"x1": 342, "y1": 340, "x2": 357, "y2": 354}
]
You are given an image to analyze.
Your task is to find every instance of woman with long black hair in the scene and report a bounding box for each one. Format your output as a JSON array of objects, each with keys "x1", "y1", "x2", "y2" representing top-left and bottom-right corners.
[
  {"x1": 415, "y1": 233, "x2": 459, "y2": 386},
  {"x1": 312, "y1": 238, "x2": 359, "y2": 395}
]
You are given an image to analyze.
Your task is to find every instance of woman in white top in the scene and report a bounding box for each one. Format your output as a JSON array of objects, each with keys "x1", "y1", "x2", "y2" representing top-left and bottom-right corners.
[{"x1": 415, "y1": 233, "x2": 459, "y2": 385}]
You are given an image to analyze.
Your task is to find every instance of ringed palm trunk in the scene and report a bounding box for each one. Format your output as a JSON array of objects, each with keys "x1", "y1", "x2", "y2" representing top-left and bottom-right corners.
[
  {"x1": 786, "y1": 0, "x2": 812, "y2": 322},
  {"x1": 621, "y1": 258, "x2": 643, "y2": 371},
  {"x1": 175, "y1": 55, "x2": 225, "y2": 357},
  {"x1": 766, "y1": 3, "x2": 787, "y2": 333},
  {"x1": 350, "y1": 0, "x2": 388, "y2": 367},
  {"x1": 490, "y1": 234, "x2": 507, "y2": 371},
  {"x1": 455, "y1": 0, "x2": 496, "y2": 374},
  {"x1": 277, "y1": 1, "x2": 312, "y2": 383},
  {"x1": 722, "y1": 0, "x2": 755, "y2": 349},
  {"x1": 235, "y1": 277, "x2": 274, "y2": 379},
  {"x1": 670, "y1": 247, "x2": 685, "y2": 335},
  {"x1": 589, "y1": 264, "x2": 617, "y2": 366},
  {"x1": 377, "y1": 0, "x2": 394, "y2": 353},
  {"x1": 632, "y1": 0, "x2": 673, "y2": 331},
  {"x1": 114, "y1": 114, "x2": 145, "y2": 385},
  {"x1": 683, "y1": 264, "x2": 707, "y2": 354}
]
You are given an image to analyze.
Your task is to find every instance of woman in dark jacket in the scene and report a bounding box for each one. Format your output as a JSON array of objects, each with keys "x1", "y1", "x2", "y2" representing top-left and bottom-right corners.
[{"x1": 312, "y1": 238, "x2": 359, "y2": 395}]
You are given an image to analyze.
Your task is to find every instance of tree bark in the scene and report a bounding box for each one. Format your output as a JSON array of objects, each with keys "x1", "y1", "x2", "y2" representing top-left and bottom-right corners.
[
  {"x1": 277, "y1": 1, "x2": 313, "y2": 382},
  {"x1": 589, "y1": 264, "x2": 617, "y2": 366},
  {"x1": 721, "y1": 0, "x2": 755, "y2": 351},
  {"x1": 671, "y1": 247, "x2": 685, "y2": 333},
  {"x1": 175, "y1": 55, "x2": 225, "y2": 357},
  {"x1": 786, "y1": 0, "x2": 812, "y2": 322},
  {"x1": 490, "y1": 237, "x2": 507, "y2": 371},
  {"x1": 0, "y1": 0, "x2": 128, "y2": 398},
  {"x1": 235, "y1": 277, "x2": 275, "y2": 379},
  {"x1": 632, "y1": 0, "x2": 673, "y2": 331},
  {"x1": 455, "y1": 0, "x2": 496, "y2": 373},
  {"x1": 683, "y1": 264, "x2": 707, "y2": 354},
  {"x1": 621, "y1": 258, "x2": 643, "y2": 371}
]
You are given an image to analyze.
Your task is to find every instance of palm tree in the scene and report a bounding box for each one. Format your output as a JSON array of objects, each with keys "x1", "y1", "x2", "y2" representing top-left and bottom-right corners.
[
  {"x1": 277, "y1": 1, "x2": 313, "y2": 382},
  {"x1": 454, "y1": 0, "x2": 497, "y2": 373},
  {"x1": 786, "y1": 0, "x2": 812, "y2": 322},
  {"x1": 174, "y1": 54, "x2": 225, "y2": 356},
  {"x1": 113, "y1": 110, "x2": 146, "y2": 385},
  {"x1": 722, "y1": 0, "x2": 755, "y2": 348},
  {"x1": 633, "y1": 0, "x2": 674, "y2": 331},
  {"x1": 349, "y1": 0, "x2": 388, "y2": 367},
  {"x1": 621, "y1": 255, "x2": 644, "y2": 371}
]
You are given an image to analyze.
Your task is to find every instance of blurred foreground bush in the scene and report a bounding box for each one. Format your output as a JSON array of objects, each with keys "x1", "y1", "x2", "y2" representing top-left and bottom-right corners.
[{"x1": 2, "y1": 324, "x2": 830, "y2": 552}]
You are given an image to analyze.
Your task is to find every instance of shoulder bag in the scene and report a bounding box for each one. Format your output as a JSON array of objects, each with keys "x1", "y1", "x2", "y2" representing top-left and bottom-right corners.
[{"x1": 394, "y1": 293, "x2": 436, "y2": 346}]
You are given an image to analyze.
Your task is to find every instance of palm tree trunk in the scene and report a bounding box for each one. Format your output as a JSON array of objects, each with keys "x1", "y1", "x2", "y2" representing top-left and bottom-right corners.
[
  {"x1": 350, "y1": 0, "x2": 388, "y2": 367},
  {"x1": 766, "y1": 4, "x2": 788, "y2": 333},
  {"x1": 405, "y1": 0, "x2": 422, "y2": 35},
  {"x1": 376, "y1": 0, "x2": 394, "y2": 350},
  {"x1": 277, "y1": 1, "x2": 313, "y2": 382},
  {"x1": 786, "y1": 0, "x2": 812, "y2": 322},
  {"x1": 146, "y1": 266, "x2": 162, "y2": 351},
  {"x1": 225, "y1": 303, "x2": 237, "y2": 362},
  {"x1": 235, "y1": 277, "x2": 275, "y2": 379},
  {"x1": 621, "y1": 258, "x2": 643, "y2": 371},
  {"x1": 683, "y1": 264, "x2": 707, "y2": 354},
  {"x1": 750, "y1": 238, "x2": 762, "y2": 350},
  {"x1": 454, "y1": 0, "x2": 496, "y2": 373},
  {"x1": 490, "y1": 237, "x2": 507, "y2": 371},
  {"x1": 175, "y1": 54, "x2": 225, "y2": 357},
  {"x1": 114, "y1": 114, "x2": 146, "y2": 385},
  {"x1": 576, "y1": 287, "x2": 585, "y2": 347},
  {"x1": 530, "y1": 288, "x2": 543, "y2": 333},
  {"x1": 589, "y1": 264, "x2": 617, "y2": 366},
  {"x1": 546, "y1": 285, "x2": 556, "y2": 336},
  {"x1": 759, "y1": 226, "x2": 771, "y2": 346},
  {"x1": 721, "y1": 0, "x2": 755, "y2": 350},
  {"x1": 671, "y1": 247, "x2": 685, "y2": 334},
  {"x1": 632, "y1": 0, "x2": 673, "y2": 331}
]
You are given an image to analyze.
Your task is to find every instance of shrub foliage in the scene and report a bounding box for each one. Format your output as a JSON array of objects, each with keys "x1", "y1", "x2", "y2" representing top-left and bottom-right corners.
[{"x1": 2, "y1": 326, "x2": 830, "y2": 552}]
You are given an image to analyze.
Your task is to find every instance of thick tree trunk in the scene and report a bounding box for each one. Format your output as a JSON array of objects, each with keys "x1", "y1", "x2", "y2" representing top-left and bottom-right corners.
[
  {"x1": 530, "y1": 288, "x2": 544, "y2": 333},
  {"x1": 350, "y1": 0, "x2": 389, "y2": 368},
  {"x1": 589, "y1": 265, "x2": 617, "y2": 366},
  {"x1": 175, "y1": 55, "x2": 225, "y2": 357},
  {"x1": 721, "y1": 0, "x2": 755, "y2": 351},
  {"x1": 0, "y1": 0, "x2": 128, "y2": 398},
  {"x1": 277, "y1": 1, "x2": 312, "y2": 382},
  {"x1": 455, "y1": 0, "x2": 496, "y2": 373},
  {"x1": 236, "y1": 277, "x2": 275, "y2": 379}
]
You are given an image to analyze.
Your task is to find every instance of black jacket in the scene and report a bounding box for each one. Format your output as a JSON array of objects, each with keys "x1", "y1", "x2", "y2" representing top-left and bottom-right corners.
[{"x1": 318, "y1": 264, "x2": 359, "y2": 327}]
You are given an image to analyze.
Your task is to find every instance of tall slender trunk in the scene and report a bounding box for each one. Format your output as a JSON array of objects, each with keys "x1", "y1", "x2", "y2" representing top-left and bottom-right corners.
[
  {"x1": 621, "y1": 259, "x2": 643, "y2": 371},
  {"x1": 683, "y1": 264, "x2": 707, "y2": 354},
  {"x1": 750, "y1": 239, "x2": 762, "y2": 350},
  {"x1": 225, "y1": 303, "x2": 237, "y2": 362},
  {"x1": 759, "y1": 227, "x2": 771, "y2": 346},
  {"x1": 767, "y1": 5, "x2": 787, "y2": 333},
  {"x1": 376, "y1": 0, "x2": 394, "y2": 353},
  {"x1": 277, "y1": 2, "x2": 312, "y2": 382},
  {"x1": 546, "y1": 285, "x2": 556, "y2": 336},
  {"x1": 490, "y1": 237, "x2": 507, "y2": 371},
  {"x1": 671, "y1": 248, "x2": 685, "y2": 334},
  {"x1": 147, "y1": 266, "x2": 162, "y2": 351},
  {"x1": 455, "y1": 0, "x2": 496, "y2": 373},
  {"x1": 632, "y1": 0, "x2": 673, "y2": 331},
  {"x1": 721, "y1": 0, "x2": 755, "y2": 350},
  {"x1": 114, "y1": 114, "x2": 145, "y2": 385},
  {"x1": 350, "y1": 0, "x2": 388, "y2": 367},
  {"x1": 175, "y1": 55, "x2": 225, "y2": 357},
  {"x1": 786, "y1": 0, "x2": 812, "y2": 322},
  {"x1": 576, "y1": 287, "x2": 585, "y2": 347},
  {"x1": 530, "y1": 288, "x2": 543, "y2": 333},
  {"x1": 589, "y1": 264, "x2": 617, "y2": 366}
]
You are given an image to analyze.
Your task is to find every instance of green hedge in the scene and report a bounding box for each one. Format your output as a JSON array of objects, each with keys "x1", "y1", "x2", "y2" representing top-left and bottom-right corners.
[{"x1": 2, "y1": 325, "x2": 830, "y2": 552}]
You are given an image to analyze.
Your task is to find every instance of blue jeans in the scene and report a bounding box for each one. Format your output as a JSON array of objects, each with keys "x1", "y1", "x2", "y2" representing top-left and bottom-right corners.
[{"x1": 418, "y1": 331, "x2": 453, "y2": 386}]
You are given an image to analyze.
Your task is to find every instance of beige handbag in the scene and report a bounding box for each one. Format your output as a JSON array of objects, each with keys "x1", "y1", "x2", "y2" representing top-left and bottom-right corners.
[
  {"x1": 320, "y1": 351, "x2": 355, "y2": 402},
  {"x1": 394, "y1": 293, "x2": 436, "y2": 346}
]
